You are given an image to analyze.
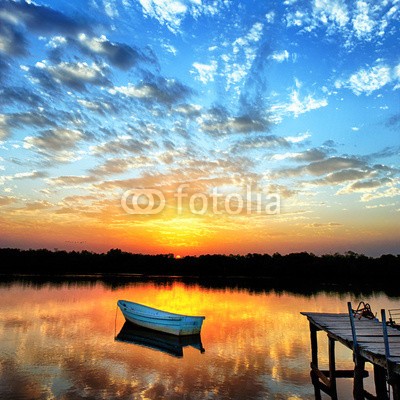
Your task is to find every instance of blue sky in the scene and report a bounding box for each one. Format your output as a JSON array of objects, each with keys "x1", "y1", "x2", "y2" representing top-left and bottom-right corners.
[{"x1": 0, "y1": 0, "x2": 399, "y2": 255}]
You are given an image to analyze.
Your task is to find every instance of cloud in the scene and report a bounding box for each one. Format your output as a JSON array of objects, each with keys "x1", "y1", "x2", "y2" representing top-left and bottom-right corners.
[
  {"x1": 175, "y1": 103, "x2": 202, "y2": 118},
  {"x1": 0, "y1": 195, "x2": 17, "y2": 206},
  {"x1": 192, "y1": 61, "x2": 218, "y2": 84},
  {"x1": 285, "y1": 132, "x2": 311, "y2": 144},
  {"x1": 109, "y1": 78, "x2": 192, "y2": 105},
  {"x1": 48, "y1": 175, "x2": 97, "y2": 186},
  {"x1": 0, "y1": 114, "x2": 10, "y2": 140},
  {"x1": 265, "y1": 11, "x2": 275, "y2": 24},
  {"x1": 0, "y1": 22, "x2": 27, "y2": 56},
  {"x1": 270, "y1": 50, "x2": 289, "y2": 63},
  {"x1": 34, "y1": 61, "x2": 110, "y2": 91},
  {"x1": 0, "y1": 0, "x2": 89, "y2": 36},
  {"x1": 2, "y1": 112, "x2": 56, "y2": 134},
  {"x1": 200, "y1": 107, "x2": 270, "y2": 135},
  {"x1": 271, "y1": 148, "x2": 328, "y2": 162},
  {"x1": 284, "y1": 0, "x2": 397, "y2": 46},
  {"x1": 0, "y1": 170, "x2": 47, "y2": 186},
  {"x1": 24, "y1": 200, "x2": 53, "y2": 211},
  {"x1": 361, "y1": 186, "x2": 400, "y2": 202},
  {"x1": 273, "y1": 156, "x2": 366, "y2": 178},
  {"x1": 310, "y1": 168, "x2": 374, "y2": 186},
  {"x1": 24, "y1": 128, "x2": 85, "y2": 162},
  {"x1": 270, "y1": 87, "x2": 328, "y2": 119},
  {"x1": 386, "y1": 114, "x2": 400, "y2": 129},
  {"x1": 352, "y1": 1, "x2": 375, "y2": 40},
  {"x1": 0, "y1": 87, "x2": 43, "y2": 108},
  {"x1": 77, "y1": 99, "x2": 116, "y2": 116},
  {"x1": 137, "y1": 0, "x2": 227, "y2": 34},
  {"x1": 89, "y1": 156, "x2": 153, "y2": 176},
  {"x1": 76, "y1": 33, "x2": 154, "y2": 70},
  {"x1": 224, "y1": 22, "x2": 264, "y2": 92},
  {"x1": 338, "y1": 64, "x2": 392, "y2": 96},
  {"x1": 232, "y1": 135, "x2": 290, "y2": 152},
  {"x1": 91, "y1": 136, "x2": 153, "y2": 155},
  {"x1": 312, "y1": 0, "x2": 349, "y2": 29},
  {"x1": 307, "y1": 222, "x2": 343, "y2": 228}
]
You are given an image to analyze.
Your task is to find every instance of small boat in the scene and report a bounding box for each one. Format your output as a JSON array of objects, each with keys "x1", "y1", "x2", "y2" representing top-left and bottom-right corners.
[
  {"x1": 115, "y1": 322, "x2": 205, "y2": 358},
  {"x1": 117, "y1": 300, "x2": 205, "y2": 336}
]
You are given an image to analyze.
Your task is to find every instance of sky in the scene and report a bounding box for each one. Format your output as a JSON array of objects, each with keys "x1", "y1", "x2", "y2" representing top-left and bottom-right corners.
[{"x1": 0, "y1": 0, "x2": 399, "y2": 256}]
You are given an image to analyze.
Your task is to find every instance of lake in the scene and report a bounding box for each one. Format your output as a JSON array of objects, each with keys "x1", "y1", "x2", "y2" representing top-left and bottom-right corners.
[{"x1": 0, "y1": 278, "x2": 399, "y2": 399}]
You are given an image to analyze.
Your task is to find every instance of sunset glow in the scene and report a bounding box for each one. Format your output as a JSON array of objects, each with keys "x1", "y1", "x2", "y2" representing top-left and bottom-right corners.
[{"x1": 0, "y1": 0, "x2": 399, "y2": 255}]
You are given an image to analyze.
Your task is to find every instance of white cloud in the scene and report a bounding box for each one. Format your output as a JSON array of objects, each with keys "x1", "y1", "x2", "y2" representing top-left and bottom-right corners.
[
  {"x1": 36, "y1": 60, "x2": 109, "y2": 89},
  {"x1": 162, "y1": 43, "x2": 177, "y2": 55},
  {"x1": 313, "y1": 0, "x2": 349, "y2": 28},
  {"x1": 352, "y1": 1, "x2": 375, "y2": 40},
  {"x1": 271, "y1": 50, "x2": 289, "y2": 63},
  {"x1": 361, "y1": 186, "x2": 400, "y2": 202},
  {"x1": 271, "y1": 89, "x2": 328, "y2": 118},
  {"x1": 265, "y1": 11, "x2": 275, "y2": 23},
  {"x1": 47, "y1": 36, "x2": 67, "y2": 48},
  {"x1": 192, "y1": 61, "x2": 218, "y2": 84},
  {"x1": 285, "y1": 132, "x2": 311, "y2": 143},
  {"x1": 271, "y1": 152, "x2": 301, "y2": 161},
  {"x1": 347, "y1": 64, "x2": 391, "y2": 95},
  {"x1": 224, "y1": 22, "x2": 264, "y2": 91},
  {"x1": 138, "y1": 0, "x2": 227, "y2": 34}
]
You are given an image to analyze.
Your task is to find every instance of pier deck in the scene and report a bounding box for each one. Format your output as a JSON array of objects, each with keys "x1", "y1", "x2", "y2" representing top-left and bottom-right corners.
[{"x1": 302, "y1": 309, "x2": 400, "y2": 400}]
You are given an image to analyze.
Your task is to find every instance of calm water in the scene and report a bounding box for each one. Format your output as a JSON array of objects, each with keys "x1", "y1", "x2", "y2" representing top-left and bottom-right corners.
[{"x1": 0, "y1": 279, "x2": 399, "y2": 400}]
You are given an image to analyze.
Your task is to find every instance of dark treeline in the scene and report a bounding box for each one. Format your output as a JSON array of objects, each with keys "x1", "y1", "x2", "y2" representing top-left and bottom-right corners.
[{"x1": 0, "y1": 248, "x2": 399, "y2": 286}]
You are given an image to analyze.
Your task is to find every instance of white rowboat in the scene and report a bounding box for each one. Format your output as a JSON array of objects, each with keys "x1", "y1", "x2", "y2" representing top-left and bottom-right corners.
[{"x1": 117, "y1": 300, "x2": 205, "y2": 336}]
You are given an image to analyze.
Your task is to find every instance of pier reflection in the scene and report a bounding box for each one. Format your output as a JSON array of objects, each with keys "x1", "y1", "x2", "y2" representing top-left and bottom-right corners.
[{"x1": 115, "y1": 322, "x2": 205, "y2": 358}]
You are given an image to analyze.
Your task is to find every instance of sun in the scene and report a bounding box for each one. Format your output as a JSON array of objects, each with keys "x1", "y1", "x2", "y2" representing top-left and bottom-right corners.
[{"x1": 175, "y1": 255, "x2": 182, "y2": 259}]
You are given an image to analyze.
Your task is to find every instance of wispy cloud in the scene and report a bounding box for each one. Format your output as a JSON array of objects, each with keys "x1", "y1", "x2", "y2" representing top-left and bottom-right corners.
[
  {"x1": 270, "y1": 50, "x2": 289, "y2": 63},
  {"x1": 192, "y1": 61, "x2": 218, "y2": 84},
  {"x1": 336, "y1": 63, "x2": 392, "y2": 95},
  {"x1": 24, "y1": 128, "x2": 85, "y2": 163},
  {"x1": 270, "y1": 86, "x2": 328, "y2": 119},
  {"x1": 109, "y1": 78, "x2": 192, "y2": 105},
  {"x1": 34, "y1": 60, "x2": 110, "y2": 91}
]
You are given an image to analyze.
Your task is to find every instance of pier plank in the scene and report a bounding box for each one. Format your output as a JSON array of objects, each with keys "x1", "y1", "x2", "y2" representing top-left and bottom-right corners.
[{"x1": 301, "y1": 310, "x2": 400, "y2": 397}]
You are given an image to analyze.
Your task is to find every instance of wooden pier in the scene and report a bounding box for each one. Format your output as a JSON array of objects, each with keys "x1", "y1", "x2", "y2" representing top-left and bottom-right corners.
[{"x1": 302, "y1": 303, "x2": 400, "y2": 400}]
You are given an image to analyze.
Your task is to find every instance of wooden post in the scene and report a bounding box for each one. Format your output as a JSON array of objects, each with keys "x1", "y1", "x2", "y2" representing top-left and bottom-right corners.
[
  {"x1": 311, "y1": 322, "x2": 318, "y2": 368},
  {"x1": 373, "y1": 364, "x2": 388, "y2": 400},
  {"x1": 391, "y1": 375, "x2": 400, "y2": 399},
  {"x1": 310, "y1": 322, "x2": 322, "y2": 400},
  {"x1": 353, "y1": 357, "x2": 366, "y2": 400},
  {"x1": 328, "y1": 336, "x2": 338, "y2": 400},
  {"x1": 348, "y1": 302, "x2": 365, "y2": 400},
  {"x1": 381, "y1": 309, "x2": 391, "y2": 359}
]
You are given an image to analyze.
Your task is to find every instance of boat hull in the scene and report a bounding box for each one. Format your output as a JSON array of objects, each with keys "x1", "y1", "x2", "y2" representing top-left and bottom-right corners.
[
  {"x1": 117, "y1": 300, "x2": 205, "y2": 336},
  {"x1": 115, "y1": 322, "x2": 205, "y2": 358}
]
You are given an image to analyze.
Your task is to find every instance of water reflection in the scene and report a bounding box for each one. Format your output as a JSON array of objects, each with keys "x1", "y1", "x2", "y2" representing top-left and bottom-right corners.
[
  {"x1": 115, "y1": 321, "x2": 205, "y2": 358},
  {"x1": 0, "y1": 279, "x2": 399, "y2": 399}
]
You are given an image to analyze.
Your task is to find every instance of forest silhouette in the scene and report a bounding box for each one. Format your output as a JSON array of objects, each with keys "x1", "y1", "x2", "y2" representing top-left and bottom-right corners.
[{"x1": 0, "y1": 248, "x2": 399, "y2": 286}]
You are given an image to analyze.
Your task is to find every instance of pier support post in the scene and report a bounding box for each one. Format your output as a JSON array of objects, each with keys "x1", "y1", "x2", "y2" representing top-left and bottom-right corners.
[
  {"x1": 373, "y1": 364, "x2": 388, "y2": 400},
  {"x1": 310, "y1": 322, "x2": 322, "y2": 400},
  {"x1": 353, "y1": 356, "x2": 365, "y2": 400},
  {"x1": 328, "y1": 336, "x2": 338, "y2": 400}
]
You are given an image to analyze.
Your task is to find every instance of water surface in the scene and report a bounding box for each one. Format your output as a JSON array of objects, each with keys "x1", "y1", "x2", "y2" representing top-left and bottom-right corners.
[{"x1": 0, "y1": 279, "x2": 399, "y2": 399}]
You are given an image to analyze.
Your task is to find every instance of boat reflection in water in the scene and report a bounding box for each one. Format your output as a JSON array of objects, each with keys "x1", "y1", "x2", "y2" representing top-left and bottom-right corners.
[{"x1": 115, "y1": 322, "x2": 205, "y2": 358}]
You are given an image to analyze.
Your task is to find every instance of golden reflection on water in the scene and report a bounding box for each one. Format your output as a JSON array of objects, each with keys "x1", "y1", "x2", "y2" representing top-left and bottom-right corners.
[{"x1": 0, "y1": 280, "x2": 399, "y2": 399}]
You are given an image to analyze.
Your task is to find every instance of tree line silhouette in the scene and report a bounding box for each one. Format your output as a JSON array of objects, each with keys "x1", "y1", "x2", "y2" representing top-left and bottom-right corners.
[{"x1": 0, "y1": 248, "x2": 399, "y2": 285}]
